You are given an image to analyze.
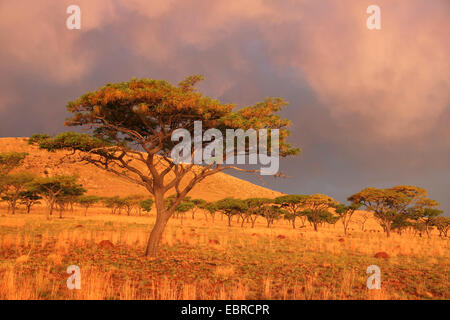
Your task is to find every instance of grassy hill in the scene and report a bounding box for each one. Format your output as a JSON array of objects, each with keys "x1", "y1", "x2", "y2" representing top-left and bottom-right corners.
[{"x1": 0, "y1": 137, "x2": 282, "y2": 200}]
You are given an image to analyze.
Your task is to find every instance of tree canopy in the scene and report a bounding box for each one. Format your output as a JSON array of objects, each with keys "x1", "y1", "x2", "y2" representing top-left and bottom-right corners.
[{"x1": 29, "y1": 76, "x2": 300, "y2": 256}]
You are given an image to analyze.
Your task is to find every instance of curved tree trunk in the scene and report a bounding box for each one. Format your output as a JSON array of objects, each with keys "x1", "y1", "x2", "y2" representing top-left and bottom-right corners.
[{"x1": 145, "y1": 192, "x2": 171, "y2": 257}]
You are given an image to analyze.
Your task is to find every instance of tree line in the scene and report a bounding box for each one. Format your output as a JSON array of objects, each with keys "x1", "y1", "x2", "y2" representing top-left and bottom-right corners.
[{"x1": 1, "y1": 151, "x2": 449, "y2": 238}]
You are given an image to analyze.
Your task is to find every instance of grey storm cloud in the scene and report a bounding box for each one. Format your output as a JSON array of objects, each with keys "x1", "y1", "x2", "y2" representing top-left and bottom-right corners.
[{"x1": 0, "y1": 0, "x2": 449, "y2": 213}]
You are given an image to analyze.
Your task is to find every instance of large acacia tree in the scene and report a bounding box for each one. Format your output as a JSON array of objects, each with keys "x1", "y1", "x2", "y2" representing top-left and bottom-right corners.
[
  {"x1": 31, "y1": 76, "x2": 299, "y2": 256},
  {"x1": 348, "y1": 185, "x2": 440, "y2": 237}
]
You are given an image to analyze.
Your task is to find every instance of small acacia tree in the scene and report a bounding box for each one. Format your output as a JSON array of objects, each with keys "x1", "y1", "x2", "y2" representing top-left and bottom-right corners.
[
  {"x1": 190, "y1": 198, "x2": 207, "y2": 220},
  {"x1": 0, "y1": 152, "x2": 28, "y2": 176},
  {"x1": 0, "y1": 172, "x2": 36, "y2": 214},
  {"x1": 259, "y1": 205, "x2": 284, "y2": 228},
  {"x1": 30, "y1": 76, "x2": 299, "y2": 256},
  {"x1": 19, "y1": 190, "x2": 42, "y2": 213},
  {"x1": 77, "y1": 195, "x2": 101, "y2": 216},
  {"x1": 303, "y1": 194, "x2": 338, "y2": 231},
  {"x1": 275, "y1": 195, "x2": 309, "y2": 229},
  {"x1": 334, "y1": 203, "x2": 361, "y2": 235},
  {"x1": 140, "y1": 198, "x2": 154, "y2": 214},
  {"x1": 432, "y1": 216, "x2": 449, "y2": 237},
  {"x1": 216, "y1": 198, "x2": 248, "y2": 227},
  {"x1": 245, "y1": 198, "x2": 272, "y2": 228},
  {"x1": 28, "y1": 175, "x2": 85, "y2": 220}
]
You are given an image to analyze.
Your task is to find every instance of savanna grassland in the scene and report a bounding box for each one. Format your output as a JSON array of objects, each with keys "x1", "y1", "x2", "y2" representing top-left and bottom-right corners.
[{"x1": 0, "y1": 205, "x2": 448, "y2": 300}]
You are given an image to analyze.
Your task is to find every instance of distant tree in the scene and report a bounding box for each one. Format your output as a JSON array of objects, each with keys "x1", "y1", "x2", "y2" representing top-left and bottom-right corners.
[
  {"x1": 28, "y1": 175, "x2": 85, "y2": 220},
  {"x1": 334, "y1": 203, "x2": 361, "y2": 235},
  {"x1": 303, "y1": 194, "x2": 338, "y2": 231},
  {"x1": 244, "y1": 198, "x2": 272, "y2": 228},
  {"x1": 432, "y1": 216, "x2": 449, "y2": 237},
  {"x1": 204, "y1": 202, "x2": 218, "y2": 222},
  {"x1": 349, "y1": 186, "x2": 438, "y2": 237},
  {"x1": 191, "y1": 199, "x2": 207, "y2": 220},
  {"x1": 0, "y1": 172, "x2": 36, "y2": 214},
  {"x1": 409, "y1": 198, "x2": 442, "y2": 238},
  {"x1": 259, "y1": 205, "x2": 284, "y2": 228},
  {"x1": 391, "y1": 213, "x2": 412, "y2": 236},
  {"x1": 18, "y1": 190, "x2": 42, "y2": 213},
  {"x1": 0, "y1": 152, "x2": 28, "y2": 176},
  {"x1": 77, "y1": 195, "x2": 101, "y2": 216},
  {"x1": 412, "y1": 221, "x2": 427, "y2": 237},
  {"x1": 30, "y1": 76, "x2": 300, "y2": 256},
  {"x1": 174, "y1": 201, "x2": 195, "y2": 225},
  {"x1": 122, "y1": 195, "x2": 145, "y2": 216},
  {"x1": 275, "y1": 195, "x2": 309, "y2": 229},
  {"x1": 216, "y1": 198, "x2": 248, "y2": 227},
  {"x1": 55, "y1": 183, "x2": 86, "y2": 218},
  {"x1": 103, "y1": 196, "x2": 122, "y2": 214},
  {"x1": 140, "y1": 198, "x2": 154, "y2": 214}
]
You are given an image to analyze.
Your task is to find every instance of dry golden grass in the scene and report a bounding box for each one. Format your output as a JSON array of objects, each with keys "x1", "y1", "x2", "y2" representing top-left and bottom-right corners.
[{"x1": 0, "y1": 205, "x2": 448, "y2": 300}]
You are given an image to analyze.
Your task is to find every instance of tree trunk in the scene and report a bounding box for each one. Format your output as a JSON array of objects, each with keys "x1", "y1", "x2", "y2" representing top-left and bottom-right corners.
[
  {"x1": 84, "y1": 207, "x2": 88, "y2": 216},
  {"x1": 145, "y1": 192, "x2": 170, "y2": 257},
  {"x1": 227, "y1": 215, "x2": 232, "y2": 227},
  {"x1": 313, "y1": 222, "x2": 318, "y2": 231},
  {"x1": 145, "y1": 213, "x2": 169, "y2": 256},
  {"x1": 385, "y1": 224, "x2": 391, "y2": 237},
  {"x1": 292, "y1": 217, "x2": 296, "y2": 229}
]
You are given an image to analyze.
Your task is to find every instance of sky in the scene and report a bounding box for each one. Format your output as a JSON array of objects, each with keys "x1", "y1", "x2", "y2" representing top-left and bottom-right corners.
[{"x1": 0, "y1": 0, "x2": 449, "y2": 213}]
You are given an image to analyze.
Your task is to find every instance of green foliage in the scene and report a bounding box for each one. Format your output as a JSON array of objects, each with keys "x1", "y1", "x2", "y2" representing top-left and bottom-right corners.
[
  {"x1": 215, "y1": 198, "x2": 248, "y2": 227},
  {"x1": 275, "y1": 195, "x2": 309, "y2": 228},
  {"x1": 18, "y1": 190, "x2": 42, "y2": 213},
  {"x1": 0, "y1": 152, "x2": 28, "y2": 175},
  {"x1": 140, "y1": 198, "x2": 154, "y2": 213},
  {"x1": 77, "y1": 195, "x2": 101, "y2": 207},
  {"x1": 28, "y1": 134, "x2": 51, "y2": 145},
  {"x1": 334, "y1": 203, "x2": 361, "y2": 235},
  {"x1": 0, "y1": 171, "x2": 36, "y2": 214},
  {"x1": 175, "y1": 201, "x2": 195, "y2": 213},
  {"x1": 27, "y1": 175, "x2": 86, "y2": 219},
  {"x1": 431, "y1": 216, "x2": 450, "y2": 237},
  {"x1": 259, "y1": 205, "x2": 285, "y2": 228},
  {"x1": 349, "y1": 185, "x2": 440, "y2": 237}
]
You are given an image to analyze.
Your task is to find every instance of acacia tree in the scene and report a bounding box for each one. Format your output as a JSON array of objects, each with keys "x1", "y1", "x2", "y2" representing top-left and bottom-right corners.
[
  {"x1": 432, "y1": 216, "x2": 449, "y2": 237},
  {"x1": 77, "y1": 195, "x2": 101, "y2": 216},
  {"x1": 19, "y1": 190, "x2": 42, "y2": 213},
  {"x1": 334, "y1": 203, "x2": 361, "y2": 235},
  {"x1": 56, "y1": 183, "x2": 86, "y2": 219},
  {"x1": 275, "y1": 195, "x2": 309, "y2": 229},
  {"x1": 28, "y1": 175, "x2": 85, "y2": 220},
  {"x1": 409, "y1": 198, "x2": 442, "y2": 238},
  {"x1": 30, "y1": 76, "x2": 299, "y2": 256},
  {"x1": 348, "y1": 186, "x2": 439, "y2": 237},
  {"x1": 216, "y1": 198, "x2": 248, "y2": 227},
  {"x1": 122, "y1": 195, "x2": 145, "y2": 216},
  {"x1": 303, "y1": 194, "x2": 338, "y2": 231},
  {"x1": 0, "y1": 152, "x2": 28, "y2": 176},
  {"x1": 244, "y1": 198, "x2": 272, "y2": 228},
  {"x1": 190, "y1": 198, "x2": 207, "y2": 220},
  {"x1": 259, "y1": 205, "x2": 284, "y2": 228},
  {"x1": 140, "y1": 198, "x2": 154, "y2": 214},
  {"x1": 203, "y1": 202, "x2": 218, "y2": 222},
  {"x1": 103, "y1": 196, "x2": 122, "y2": 214},
  {"x1": 0, "y1": 172, "x2": 36, "y2": 214},
  {"x1": 174, "y1": 201, "x2": 195, "y2": 225}
]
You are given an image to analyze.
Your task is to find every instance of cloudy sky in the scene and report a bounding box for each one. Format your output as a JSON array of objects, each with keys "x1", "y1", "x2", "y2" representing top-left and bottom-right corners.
[{"x1": 0, "y1": 0, "x2": 449, "y2": 213}]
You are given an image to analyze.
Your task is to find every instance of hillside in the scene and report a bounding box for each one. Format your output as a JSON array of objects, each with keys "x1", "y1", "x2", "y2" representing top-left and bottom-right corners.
[{"x1": 0, "y1": 137, "x2": 282, "y2": 200}]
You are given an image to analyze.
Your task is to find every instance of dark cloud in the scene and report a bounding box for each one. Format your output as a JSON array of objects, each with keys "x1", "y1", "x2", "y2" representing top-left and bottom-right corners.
[{"x1": 0, "y1": 0, "x2": 448, "y2": 213}]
